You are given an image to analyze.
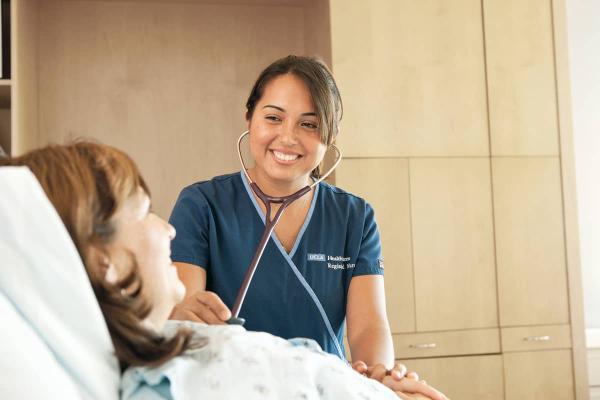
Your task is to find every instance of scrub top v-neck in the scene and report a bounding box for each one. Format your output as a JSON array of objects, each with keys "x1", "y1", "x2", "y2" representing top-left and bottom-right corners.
[{"x1": 169, "y1": 172, "x2": 384, "y2": 358}]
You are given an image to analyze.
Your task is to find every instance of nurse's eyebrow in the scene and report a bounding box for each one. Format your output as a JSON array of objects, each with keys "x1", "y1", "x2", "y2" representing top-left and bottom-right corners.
[
  {"x1": 263, "y1": 105, "x2": 285, "y2": 112},
  {"x1": 263, "y1": 105, "x2": 316, "y2": 117}
]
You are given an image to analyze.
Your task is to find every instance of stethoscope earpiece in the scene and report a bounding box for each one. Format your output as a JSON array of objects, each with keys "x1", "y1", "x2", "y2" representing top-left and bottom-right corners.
[{"x1": 236, "y1": 130, "x2": 342, "y2": 188}]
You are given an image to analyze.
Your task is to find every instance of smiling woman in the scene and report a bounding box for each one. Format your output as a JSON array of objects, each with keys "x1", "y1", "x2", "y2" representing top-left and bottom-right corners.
[
  {"x1": 167, "y1": 55, "x2": 437, "y2": 396},
  {"x1": 247, "y1": 73, "x2": 327, "y2": 192}
]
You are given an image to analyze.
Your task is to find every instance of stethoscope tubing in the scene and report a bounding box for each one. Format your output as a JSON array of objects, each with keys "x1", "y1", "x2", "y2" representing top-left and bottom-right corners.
[{"x1": 227, "y1": 130, "x2": 342, "y2": 325}]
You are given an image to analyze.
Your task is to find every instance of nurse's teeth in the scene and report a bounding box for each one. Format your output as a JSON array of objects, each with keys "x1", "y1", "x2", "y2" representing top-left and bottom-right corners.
[{"x1": 273, "y1": 151, "x2": 299, "y2": 161}]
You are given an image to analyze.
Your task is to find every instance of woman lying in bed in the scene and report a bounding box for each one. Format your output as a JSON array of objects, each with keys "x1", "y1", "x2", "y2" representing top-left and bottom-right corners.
[{"x1": 1, "y1": 142, "x2": 448, "y2": 400}]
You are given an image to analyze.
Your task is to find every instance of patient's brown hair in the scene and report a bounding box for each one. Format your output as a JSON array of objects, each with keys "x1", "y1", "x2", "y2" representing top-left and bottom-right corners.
[{"x1": 1, "y1": 142, "x2": 192, "y2": 369}]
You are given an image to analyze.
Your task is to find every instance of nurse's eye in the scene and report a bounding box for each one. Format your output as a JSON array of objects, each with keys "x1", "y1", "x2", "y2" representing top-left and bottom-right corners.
[
  {"x1": 265, "y1": 115, "x2": 282, "y2": 123},
  {"x1": 301, "y1": 121, "x2": 319, "y2": 130}
]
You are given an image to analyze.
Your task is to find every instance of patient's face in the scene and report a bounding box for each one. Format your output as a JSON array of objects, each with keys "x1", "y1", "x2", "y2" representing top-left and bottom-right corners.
[{"x1": 106, "y1": 187, "x2": 185, "y2": 330}]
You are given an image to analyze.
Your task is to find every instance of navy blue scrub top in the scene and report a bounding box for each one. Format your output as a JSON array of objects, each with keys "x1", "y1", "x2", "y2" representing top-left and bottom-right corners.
[{"x1": 169, "y1": 172, "x2": 384, "y2": 359}]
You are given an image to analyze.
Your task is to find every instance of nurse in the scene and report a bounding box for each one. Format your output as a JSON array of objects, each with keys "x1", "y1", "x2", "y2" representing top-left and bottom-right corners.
[{"x1": 169, "y1": 55, "x2": 396, "y2": 376}]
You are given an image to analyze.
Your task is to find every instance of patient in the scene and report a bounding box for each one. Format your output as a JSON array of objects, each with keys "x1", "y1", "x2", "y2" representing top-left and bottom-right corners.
[{"x1": 1, "y1": 142, "x2": 448, "y2": 400}]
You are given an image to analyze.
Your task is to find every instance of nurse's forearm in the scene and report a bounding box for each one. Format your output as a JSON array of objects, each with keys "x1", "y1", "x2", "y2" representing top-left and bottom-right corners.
[{"x1": 349, "y1": 322, "x2": 395, "y2": 369}]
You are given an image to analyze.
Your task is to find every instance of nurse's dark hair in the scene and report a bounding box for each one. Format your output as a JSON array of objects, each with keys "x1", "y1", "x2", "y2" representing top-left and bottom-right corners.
[
  {"x1": 0, "y1": 142, "x2": 193, "y2": 369},
  {"x1": 246, "y1": 55, "x2": 343, "y2": 178}
]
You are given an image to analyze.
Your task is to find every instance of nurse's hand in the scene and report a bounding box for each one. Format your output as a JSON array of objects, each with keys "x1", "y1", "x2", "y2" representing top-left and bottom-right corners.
[
  {"x1": 352, "y1": 361, "x2": 407, "y2": 381},
  {"x1": 170, "y1": 290, "x2": 232, "y2": 324}
]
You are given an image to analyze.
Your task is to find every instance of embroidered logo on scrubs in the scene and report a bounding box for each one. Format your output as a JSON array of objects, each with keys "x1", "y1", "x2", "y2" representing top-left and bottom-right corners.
[
  {"x1": 326, "y1": 255, "x2": 354, "y2": 270},
  {"x1": 307, "y1": 253, "x2": 326, "y2": 262}
]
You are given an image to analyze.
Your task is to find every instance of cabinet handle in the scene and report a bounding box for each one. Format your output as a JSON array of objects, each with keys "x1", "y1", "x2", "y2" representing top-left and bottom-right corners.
[
  {"x1": 523, "y1": 335, "x2": 551, "y2": 342},
  {"x1": 409, "y1": 343, "x2": 437, "y2": 349}
]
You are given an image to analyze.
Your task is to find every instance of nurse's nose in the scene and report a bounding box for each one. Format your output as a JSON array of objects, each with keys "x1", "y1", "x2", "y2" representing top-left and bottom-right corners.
[{"x1": 278, "y1": 122, "x2": 299, "y2": 145}]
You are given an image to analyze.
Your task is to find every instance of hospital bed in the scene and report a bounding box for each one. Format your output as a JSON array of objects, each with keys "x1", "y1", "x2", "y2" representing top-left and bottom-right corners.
[{"x1": 0, "y1": 167, "x2": 121, "y2": 399}]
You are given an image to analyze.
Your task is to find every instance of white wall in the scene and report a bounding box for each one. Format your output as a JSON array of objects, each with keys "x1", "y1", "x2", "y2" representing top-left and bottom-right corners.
[{"x1": 566, "y1": 0, "x2": 600, "y2": 338}]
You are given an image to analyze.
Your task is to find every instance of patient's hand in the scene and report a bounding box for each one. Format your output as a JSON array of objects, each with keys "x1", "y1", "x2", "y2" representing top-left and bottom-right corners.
[
  {"x1": 383, "y1": 376, "x2": 449, "y2": 400},
  {"x1": 170, "y1": 290, "x2": 232, "y2": 324},
  {"x1": 352, "y1": 362, "x2": 448, "y2": 400}
]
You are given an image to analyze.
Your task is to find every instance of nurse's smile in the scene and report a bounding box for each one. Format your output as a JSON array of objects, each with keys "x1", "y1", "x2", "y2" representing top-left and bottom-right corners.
[{"x1": 271, "y1": 149, "x2": 301, "y2": 164}]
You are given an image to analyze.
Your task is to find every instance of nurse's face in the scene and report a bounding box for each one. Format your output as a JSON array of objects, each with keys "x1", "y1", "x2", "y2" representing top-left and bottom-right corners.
[
  {"x1": 105, "y1": 188, "x2": 185, "y2": 330},
  {"x1": 247, "y1": 73, "x2": 327, "y2": 188}
]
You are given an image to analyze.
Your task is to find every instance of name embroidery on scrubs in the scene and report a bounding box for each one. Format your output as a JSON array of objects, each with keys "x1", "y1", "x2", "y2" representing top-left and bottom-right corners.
[
  {"x1": 327, "y1": 255, "x2": 354, "y2": 270},
  {"x1": 308, "y1": 253, "x2": 356, "y2": 270}
]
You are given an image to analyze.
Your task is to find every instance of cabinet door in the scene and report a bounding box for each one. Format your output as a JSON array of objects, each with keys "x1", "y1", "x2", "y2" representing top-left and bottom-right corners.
[
  {"x1": 405, "y1": 355, "x2": 504, "y2": 400},
  {"x1": 504, "y1": 350, "x2": 575, "y2": 400},
  {"x1": 410, "y1": 158, "x2": 497, "y2": 331},
  {"x1": 329, "y1": 0, "x2": 489, "y2": 157},
  {"x1": 492, "y1": 158, "x2": 569, "y2": 326},
  {"x1": 484, "y1": 0, "x2": 559, "y2": 155},
  {"x1": 336, "y1": 159, "x2": 415, "y2": 333}
]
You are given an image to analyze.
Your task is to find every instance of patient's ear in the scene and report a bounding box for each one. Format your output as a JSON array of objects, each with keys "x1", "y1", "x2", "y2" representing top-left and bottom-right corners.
[
  {"x1": 86, "y1": 244, "x2": 118, "y2": 283},
  {"x1": 104, "y1": 263, "x2": 118, "y2": 284}
]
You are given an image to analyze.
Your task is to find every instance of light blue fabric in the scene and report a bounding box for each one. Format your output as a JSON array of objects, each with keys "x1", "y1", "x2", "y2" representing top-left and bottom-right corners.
[{"x1": 121, "y1": 321, "x2": 398, "y2": 400}]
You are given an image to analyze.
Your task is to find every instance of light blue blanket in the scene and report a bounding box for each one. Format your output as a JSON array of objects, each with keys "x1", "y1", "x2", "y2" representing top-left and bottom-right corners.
[{"x1": 122, "y1": 321, "x2": 397, "y2": 400}]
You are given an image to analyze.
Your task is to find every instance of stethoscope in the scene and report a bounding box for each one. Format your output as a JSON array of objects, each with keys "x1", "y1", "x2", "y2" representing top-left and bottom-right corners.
[{"x1": 227, "y1": 130, "x2": 342, "y2": 325}]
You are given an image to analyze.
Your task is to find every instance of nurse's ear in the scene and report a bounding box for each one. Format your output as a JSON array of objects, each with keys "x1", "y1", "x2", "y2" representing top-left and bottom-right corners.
[{"x1": 245, "y1": 111, "x2": 253, "y2": 133}]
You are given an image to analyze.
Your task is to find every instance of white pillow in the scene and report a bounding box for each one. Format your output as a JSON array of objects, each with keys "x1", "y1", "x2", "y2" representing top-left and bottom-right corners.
[
  {"x1": 0, "y1": 291, "x2": 81, "y2": 398},
  {"x1": 0, "y1": 167, "x2": 120, "y2": 399}
]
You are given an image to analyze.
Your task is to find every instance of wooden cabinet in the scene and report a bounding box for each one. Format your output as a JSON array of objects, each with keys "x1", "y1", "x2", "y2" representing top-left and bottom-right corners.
[
  {"x1": 492, "y1": 158, "x2": 570, "y2": 326},
  {"x1": 336, "y1": 159, "x2": 415, "y2": 333},
  {"x1": 329, "y1": 0, "x2": 489, "y2": 157},
  {"x1": 484, "y1": 0, "x2": 559, "y2": 156},
  {"x1": 410, "y1": 158, "x2": 497, "y2": 331},
  {"x1": 405, "y1": 355, "x2": 504, "y2": 400},
  {"x1": 330, "y1": 0, "x2": 586, "y2": 398},
  {"x1": 504, "y1": 350, "x2": 575, "y2": 399},
  {"x1": 501, "y1": 325, "x2": 571, "y2": 353},
  {"x1": 0, "y1": 101, "x2": 9, "y2": 156},
  {"x1": 393, "y1": 329, "x2": 499, "y2": 359}
]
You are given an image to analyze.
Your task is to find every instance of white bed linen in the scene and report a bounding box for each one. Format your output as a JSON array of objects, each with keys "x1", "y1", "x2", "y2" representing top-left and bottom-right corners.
[{"x1": 0, "y1": 167, "x2": 120, "y2": 399}]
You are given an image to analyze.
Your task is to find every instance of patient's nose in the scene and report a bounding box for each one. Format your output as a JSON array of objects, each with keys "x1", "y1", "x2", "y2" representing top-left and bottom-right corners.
[
  {"x1": 167, "y1": 223, "x2": 176, "y2": 240},
  {"x1": 161, "y1": 218, "x2": 176, "y2": 240}
]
